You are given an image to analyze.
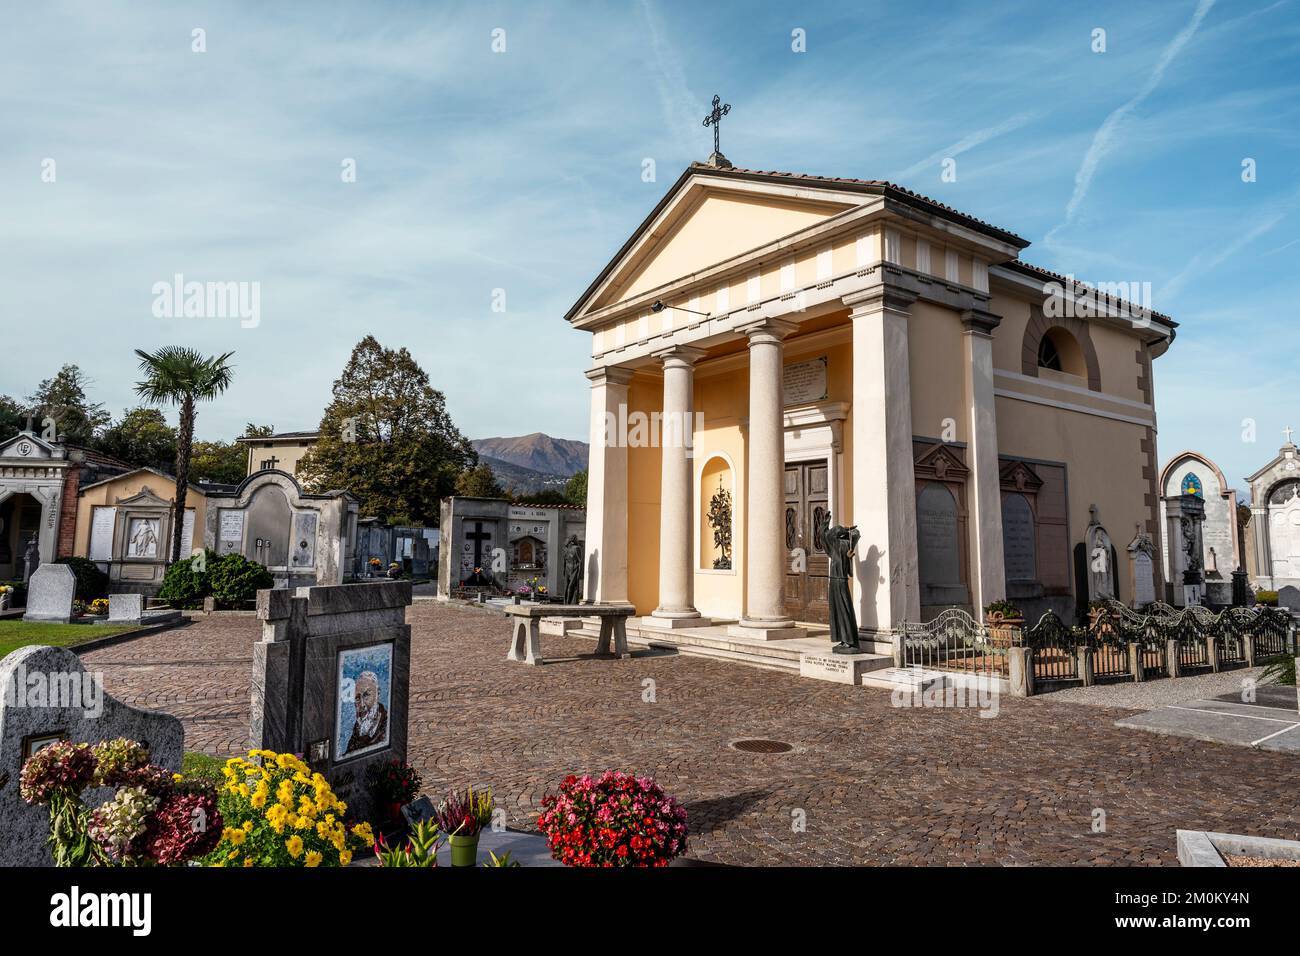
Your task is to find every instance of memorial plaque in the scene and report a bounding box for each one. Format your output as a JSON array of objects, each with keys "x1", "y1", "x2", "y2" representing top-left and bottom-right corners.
[
  {"x1": 219, "y1": 510, "x2": 245, "y2": 554},
  {"x1": 290, "y1": 512, "x2": 318, "y2": 568},
  {"x1": 1133, "y1": 551, "x2": 1155, "y2": 605},
  {"x1": 917, "y1": 484, "x2": 960, "y2": 587},
  {"x1": 1001, "y1": 493, "x2": 1036, "y2": 581},
  {"x1": 783, "y1": 357, "x2": 828, "y2": 406},
  {"x1": 89, "y1": 506, "x2": 116, "y2": 563},
  {"x1": 179, "y1": 508, "x2": 195, "y2": 557}
]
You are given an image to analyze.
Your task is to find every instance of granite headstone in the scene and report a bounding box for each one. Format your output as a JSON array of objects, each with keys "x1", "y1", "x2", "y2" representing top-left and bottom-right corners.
[
  {"x1": 0, "y1": 644, "x2": 184, "y2": 866},
  {"x1": 251, "y1": 580, "x2": 412, "y2": 825},
  {"x1": 22, "y1": 564, "x2": 76, "y2": 624}
]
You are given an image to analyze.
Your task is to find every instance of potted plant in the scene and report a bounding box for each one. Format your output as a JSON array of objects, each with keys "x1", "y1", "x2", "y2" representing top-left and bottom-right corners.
[
  {"x1": 368, "y1": 557, "x2": 383, "y2": 577},
  {"x1": 435, "y1": 786, "x2": 494, "y2": 867},
  {"x1": 538, "y1": 771, "x2": 688, "y2": 867},
  {"x1": 368, "y1": 759, "x2": 422, "y2": 825}
]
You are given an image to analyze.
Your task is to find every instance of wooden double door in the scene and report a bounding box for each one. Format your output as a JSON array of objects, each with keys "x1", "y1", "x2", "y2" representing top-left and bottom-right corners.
[{"x1": 782, "y1": 460, "x2": 831, "y2": 624}]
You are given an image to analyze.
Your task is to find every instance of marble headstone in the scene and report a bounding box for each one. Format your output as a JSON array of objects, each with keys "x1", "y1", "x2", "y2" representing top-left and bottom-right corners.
[
  {"x1": 107, "y1": 593, "x2": 144, "y2": 623},
  {"x1": 0, "y1": 644, "x2": 183, "y2": 866},
  {"x1": 22, "y1": 564, "x2": 76, "y2": 624},
  {"x1": 1279, "y1": 585, "x2": 1300, "y2": 611}
]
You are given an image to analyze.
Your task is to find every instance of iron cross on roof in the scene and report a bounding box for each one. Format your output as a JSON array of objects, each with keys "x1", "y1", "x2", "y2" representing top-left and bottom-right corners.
[{"x1": 702, "y1": 94, "x2": 731, "y2": 161}]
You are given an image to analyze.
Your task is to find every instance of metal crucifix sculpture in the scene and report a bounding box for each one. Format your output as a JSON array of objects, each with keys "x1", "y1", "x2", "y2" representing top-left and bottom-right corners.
[{"x1": 702, "y1": 94, "x2": 731, "y2": 166}]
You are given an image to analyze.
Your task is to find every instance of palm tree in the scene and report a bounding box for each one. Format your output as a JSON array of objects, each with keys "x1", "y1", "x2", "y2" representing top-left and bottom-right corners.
[{"x1": 134, "y1": 347, "x2": 235, "y2": 563}]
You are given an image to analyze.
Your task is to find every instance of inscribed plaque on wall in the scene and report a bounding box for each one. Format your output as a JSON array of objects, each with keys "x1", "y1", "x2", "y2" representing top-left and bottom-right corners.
[
  {"x1": 916, "y1": 484, "x2": 960, "y2": 587},
  {"x1": 783, "y1": 357, "x2": 828, "y2": 406},
  {"x1": 219, "y1": 510, "x2": 245, "y2": 554},
  {"x1": 89, "y1": 507, "x2": 117, "y2": 562},
  {"x1": 1001, "y1": 494, "x2": 1036, "y2": 581}
]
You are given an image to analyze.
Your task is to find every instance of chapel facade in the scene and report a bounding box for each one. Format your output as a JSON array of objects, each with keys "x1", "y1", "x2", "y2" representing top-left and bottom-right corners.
[{"x1": 570, "y1": 160, "x2": 1176, "y2": 634}]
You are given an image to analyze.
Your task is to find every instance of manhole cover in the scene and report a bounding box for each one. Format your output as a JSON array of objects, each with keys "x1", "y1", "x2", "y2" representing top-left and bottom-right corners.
[{"x1": 731, "y1": 739, "x2": 793, "y2": 754}]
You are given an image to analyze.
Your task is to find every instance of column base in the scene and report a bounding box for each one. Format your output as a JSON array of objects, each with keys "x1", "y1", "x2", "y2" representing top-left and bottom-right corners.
[
  {"x1": 644, "y1": 611, "x2": 711, "y2": 630},
  {"x1": 728, "y1": 619, "x2": 804, "y2": 641}
]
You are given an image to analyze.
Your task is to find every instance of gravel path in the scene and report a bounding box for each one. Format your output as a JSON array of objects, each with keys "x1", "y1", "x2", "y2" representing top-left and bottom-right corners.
[{"x1": 1041, "y1": 667, "x2": 1274, "y2": 709}]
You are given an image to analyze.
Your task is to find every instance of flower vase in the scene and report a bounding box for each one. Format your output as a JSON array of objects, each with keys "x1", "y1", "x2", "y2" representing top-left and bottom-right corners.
[{"x1": 447, "y1": 832, "x2": 479, "y2": 867}]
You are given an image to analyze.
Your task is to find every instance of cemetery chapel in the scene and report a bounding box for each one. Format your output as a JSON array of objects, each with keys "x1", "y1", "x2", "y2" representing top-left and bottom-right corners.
[{"x1": 571, "y1": 134, "x2": 1176, "y2": 635}]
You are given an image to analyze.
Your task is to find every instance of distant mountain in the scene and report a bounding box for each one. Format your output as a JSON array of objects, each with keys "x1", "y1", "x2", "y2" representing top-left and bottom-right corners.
[
  {"x1": 472, "y1": 433, "x2": 588, "y2": 477},
  {"x1": 477, "y1": 454, "x2": 570, "y2": 494}
]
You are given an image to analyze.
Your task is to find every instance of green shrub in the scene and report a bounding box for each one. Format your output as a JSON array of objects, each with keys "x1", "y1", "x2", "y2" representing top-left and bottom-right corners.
[
  {"x1": 209, "y1": 552, "x2": 273, "y2": 605},
  {"x1": 54, "y1": 556, "x2": 109, "y2": 601},
  {"x1": 1256, "y1": 590, "x2": 1279, "y2": 607},
  {"x1": 158, "y1": 550, "x2": 272, "y2": 609}
]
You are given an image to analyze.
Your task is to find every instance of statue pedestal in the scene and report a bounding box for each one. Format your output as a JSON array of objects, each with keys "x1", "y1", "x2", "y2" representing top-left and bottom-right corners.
[{"x1": 799, "y1": 651, "x2": 888, "y2": 685}]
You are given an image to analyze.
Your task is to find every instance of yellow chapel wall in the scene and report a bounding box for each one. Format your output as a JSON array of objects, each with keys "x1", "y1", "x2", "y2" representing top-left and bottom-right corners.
[{"x1": 73, "y1": 473, "x2": 207, "y2": 558}]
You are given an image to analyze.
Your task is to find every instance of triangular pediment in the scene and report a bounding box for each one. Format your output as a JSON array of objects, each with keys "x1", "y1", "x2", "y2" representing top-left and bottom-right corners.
[
  {"x1": 999, "y1": 459, "x2": 1043, "y2": 493},
  {"x1": 115, "y1": 486, "x2": 173, "y2": 508},
  {"x1": 0, "y1": 431, "x2": 63, "y2": 461},
  {"x1": 570, "y1": 167, "x2": 860, "y2": 322},
  {"x1": 914, "y1": 443, "x2": 969, "y2": 482}
]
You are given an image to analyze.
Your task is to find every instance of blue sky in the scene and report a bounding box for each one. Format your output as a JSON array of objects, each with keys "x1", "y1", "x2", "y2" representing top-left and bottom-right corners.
[{"x1": 1, "y1": 0, "x2": 1296, "y2": 492}]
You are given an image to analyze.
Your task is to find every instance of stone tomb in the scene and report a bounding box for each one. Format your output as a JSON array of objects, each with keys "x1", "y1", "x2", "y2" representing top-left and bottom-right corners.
[
  {"x1": 438, "y1": 496, "x2": 509, "y2": 594},
  {"x1": 251, "y1": 580, "x2": 411, "y2": 825},
  {"x1": 204, "y1": 471, "x2": 358, "y2": 590},
  {"x1": 22, "y1": 563, "x2": 76, "y2": 623},
  {"x1": 0, "y1": 644, "x2": 183, "y2": 866}
]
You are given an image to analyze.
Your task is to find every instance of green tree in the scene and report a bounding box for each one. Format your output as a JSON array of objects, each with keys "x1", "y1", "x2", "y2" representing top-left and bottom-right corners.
[
  {"x1": 28, "y1": 364, "x2": 110, "y2": 445},
  {"x1": 455, "y1": 463, "x2": 504, "y2": 499},
  {"x1": 0, "y1": 395, "x2": 28, "y2": 438},
  {"x1": 297, "y1": 336, "x2": 475, "y2": 523},
  {"x1": 190, "y1": 440, "x2": 249, "y2": 485},
  {"x1": 134, "y1": 347, "x2": 236, "y2": 562},
  {"x1": 96, "y1": 407, "x2": 179, "y2": 470},
  {"x1": 564, "y1": 468, "x2": 588, "y2": 506},
  {"x1": 513, "y1": 489, "x2": 568, "y2": 506}
]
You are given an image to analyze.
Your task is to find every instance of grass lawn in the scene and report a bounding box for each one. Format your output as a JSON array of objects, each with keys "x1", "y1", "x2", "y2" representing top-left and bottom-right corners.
[{"x1": 0, "y1": 619, "x2": 137, "y2": 658}]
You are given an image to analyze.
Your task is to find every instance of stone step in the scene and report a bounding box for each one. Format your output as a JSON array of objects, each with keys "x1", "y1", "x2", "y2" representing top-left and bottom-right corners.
[
  {"x1": 569, "y1": 625, "x2": 805, "y2": 672},
  {"x1": 860, "y1": 666, "x2": 947, "y2": 692}
]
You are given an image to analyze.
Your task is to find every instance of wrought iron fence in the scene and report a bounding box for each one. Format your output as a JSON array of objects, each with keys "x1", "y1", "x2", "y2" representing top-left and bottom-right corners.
[
  {"x1": 898, "y1": 608, "x2": 1008, "y2": 678},
  {"x1": 1020, "y1": 611, "x2": 1081, "y2": 683}
]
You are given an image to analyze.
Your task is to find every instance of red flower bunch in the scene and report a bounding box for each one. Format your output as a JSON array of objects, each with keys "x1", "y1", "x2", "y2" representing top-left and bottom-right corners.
[
  {"x1": 145, "y1": 790, "x2": 222, "y2": 865},
  {"x1": 19, "y1": 740, "x2": 97, "y2": 804},
  {"x1": 538, "y1": 771, "x2": 688, "y2": 868}
]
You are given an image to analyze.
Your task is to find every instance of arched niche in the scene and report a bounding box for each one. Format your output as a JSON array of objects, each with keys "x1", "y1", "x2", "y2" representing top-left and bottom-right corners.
[{"x1": 698, "y1": 454, "x2": 735, "y2": 571}]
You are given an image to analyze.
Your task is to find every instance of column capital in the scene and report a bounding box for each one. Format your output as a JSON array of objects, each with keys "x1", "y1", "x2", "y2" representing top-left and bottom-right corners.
[
  {"x1": 585, "y1": 365, "x2": 634, "y2": 387},
  {"x1": 960, "y1": 307, "x2": 1002, "y2": 336},
  {"x1": 738, "y1": 317, "x2": 797, "y2": 345},
  {"x1": 844, "y1": 284, "x2": 917, "y2": 317},
  {"x1": 651, "y1": 345, "x2": 706, "y2": 368}
]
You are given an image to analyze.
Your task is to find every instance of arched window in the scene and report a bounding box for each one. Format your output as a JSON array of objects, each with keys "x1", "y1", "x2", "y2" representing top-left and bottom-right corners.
[
  {"x1": 1181, "y1": 473, "x2": 1204, "y2": 498},
  {"x1": 1037, "y1": 336, "x2": 1062, "y2": 371},
  {"x1": 1037, "y1": 327, "x2": 1087, "y2": 377}
]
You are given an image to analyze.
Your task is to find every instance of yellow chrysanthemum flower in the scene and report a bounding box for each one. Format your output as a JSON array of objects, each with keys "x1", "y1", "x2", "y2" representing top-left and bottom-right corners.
[
  {"x1": 286, "y1": 835, "x2": 304, "y2": 859},
  {"x1": 250, "y1": 791, "x2": 267, "y2": 809},
  {"x1": 305, "y1": 851, "x2": 322, "y2": 868},
  {"x1": 352, "y1": 822, "x2": 374, "y2": 845},
  {"x1": 229, "y1": 829, "x2": 246, "y2": 846},
  {"x1": 243, "y1": 820, "x2": 254, "y2": 832},
  {"x1": 338, "y1": 849, "x2": 352, "y2": 866}
]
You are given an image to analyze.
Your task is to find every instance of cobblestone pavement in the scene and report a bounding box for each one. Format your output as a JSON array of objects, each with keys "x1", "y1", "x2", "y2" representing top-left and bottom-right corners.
[{"x1": 84, "y1": 603, "x2": 1300, "y2": 866}]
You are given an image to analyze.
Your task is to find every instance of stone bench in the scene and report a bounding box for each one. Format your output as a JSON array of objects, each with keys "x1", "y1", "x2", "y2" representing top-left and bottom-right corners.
[{"x1": 504, "y1": 604, "x2": 635, "y2": 666}]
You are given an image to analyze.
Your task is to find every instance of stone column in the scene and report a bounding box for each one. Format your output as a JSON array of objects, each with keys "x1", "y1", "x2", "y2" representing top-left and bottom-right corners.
[
  {"x1": 962, "y1": 309, "x2": 1006, "y2": 618},
  {"x1": 648, "y1": 346, "x2": 707, "y2": 627},
  {"x1": 846, "y1": 286, "x2": 921, "y2": 633},
  {"x1": 731, "y1": 318, "x2": 801, "y2": 639},
  {"x1": 583, "y1": 366, "x2": 634, "y2": 605}
]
